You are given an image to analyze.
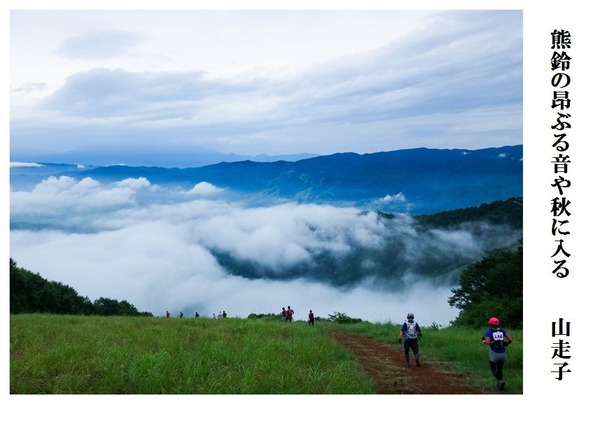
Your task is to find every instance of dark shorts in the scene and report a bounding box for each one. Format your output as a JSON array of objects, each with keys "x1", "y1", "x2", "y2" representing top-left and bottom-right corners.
[{"x1": 404, "y1": 338, "x2": 419, "y2": 353}]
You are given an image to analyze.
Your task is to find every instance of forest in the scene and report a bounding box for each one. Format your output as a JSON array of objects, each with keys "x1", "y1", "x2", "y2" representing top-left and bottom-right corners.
[{"x1": 9, "y1": 258, "x2": 152, "y2": 316}]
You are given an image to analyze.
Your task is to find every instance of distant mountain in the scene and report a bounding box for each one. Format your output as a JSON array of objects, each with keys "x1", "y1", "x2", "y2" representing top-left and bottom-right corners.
[
  {"x1": 11, "y1": 145, "x2": 522, "y2": 214},
  {"x1": 63, "y1": 145, "x2": 521, "y2": 214},
  {"x1": 10, "y1": 147, "x2": 317, "y2": 168}
]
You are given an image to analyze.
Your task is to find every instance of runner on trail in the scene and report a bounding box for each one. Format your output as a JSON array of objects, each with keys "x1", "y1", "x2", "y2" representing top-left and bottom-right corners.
[
  {"x1": 399, "y1": 313, "x2": 422, "y2": 367},
  {"x1": 308, "y1": 309, "x2": 315, "y2": 326},
  {"x1": 482, "y1": 316, "x2": 513, "y2": 391}
]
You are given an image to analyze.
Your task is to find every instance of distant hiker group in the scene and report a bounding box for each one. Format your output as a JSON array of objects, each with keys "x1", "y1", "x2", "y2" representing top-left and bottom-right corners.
[
  {"x1": 280, "y1": 306, "x2": 317, "y2": 326},
  {"x1": 165, "y1": 310, "x2": 227, "y2": 318},
  {"x1": 281, "y1": 306, "x2": 295, "y2": 322}
]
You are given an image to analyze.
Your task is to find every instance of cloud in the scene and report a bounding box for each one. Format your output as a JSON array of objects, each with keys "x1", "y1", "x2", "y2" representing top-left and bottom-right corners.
[
  {"x1": 11, "y1": 10, "x2": 522, "y2": 160},
  {"x1": 10, "y1": 175, "x2": 521, "y2": 325},
  {"x1": 190, "y1": 203, "x2": 390, "y2": 271},
  {"x1": 40, "y1": 68, "x2": 212, "y2": 119},
  {"x1": 11, "y1": 82, "x2": 49, "y2": 93},
  {"x1": 10, "y1": 176, "x2": 153, "y2": 228},
  {"x1": 374, "y1": 193, "x2": 406, "y2": 205},
  {"x1": 55, "y1": 30, "x2": 146, "y2": 60},
  {"x1": 187, "y1": 182, "x2": 224, "y2": 196},
  {"x1": 115, "y1": 177, "x2": 153, "y2": 190},
  {"x1": 277, "y1": 10, "x2": 522, "y2": 125},
  {"x1": 10, "y1": 162, "x2": 44, "y2": 168}
]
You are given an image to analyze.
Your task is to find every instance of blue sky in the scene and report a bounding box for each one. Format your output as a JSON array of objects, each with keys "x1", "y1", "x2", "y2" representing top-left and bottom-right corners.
[{"x1": 10, "y1": 10, "x2": 522, "y2": 165}]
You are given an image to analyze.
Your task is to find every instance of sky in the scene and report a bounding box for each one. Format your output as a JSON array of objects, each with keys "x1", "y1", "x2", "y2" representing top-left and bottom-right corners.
[{"x1": 10, "y1": 10, "x2": 523, "y2": 165}]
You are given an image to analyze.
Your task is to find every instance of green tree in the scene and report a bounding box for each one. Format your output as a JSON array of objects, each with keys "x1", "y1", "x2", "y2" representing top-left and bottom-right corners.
[
  {"x1": 448, "y1": 242, "x2": 522, "y2": 328},
  {"x1": 327, "y1": 311, "x2": 363, "y2": 324},
  {"x1": 10, "y1": 258, "x2": 150, "y2": 317},
  {"x1": 10, "y1": 258, "x2": 29, "y2": 313}
]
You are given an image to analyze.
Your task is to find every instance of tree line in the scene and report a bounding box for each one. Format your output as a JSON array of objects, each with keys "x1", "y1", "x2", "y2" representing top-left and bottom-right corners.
[
  {"x1": 415, "y1": 197, "x2": 523, "y2": 229},
  {"x1": 448, "y1": 241, "x2": 522, "y2": 328},
  {"x1": 9, "y1": 258, "x2": 152, "y2": 316}
]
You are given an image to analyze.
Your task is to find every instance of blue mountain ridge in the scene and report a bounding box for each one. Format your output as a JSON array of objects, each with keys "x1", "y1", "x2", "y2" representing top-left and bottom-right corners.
[{"x1": 54, "y1": 145, "x2": 522, "y2": 215}]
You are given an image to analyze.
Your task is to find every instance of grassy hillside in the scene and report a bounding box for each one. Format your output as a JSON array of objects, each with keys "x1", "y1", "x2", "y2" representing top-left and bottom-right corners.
[
  {"x1": 11, "y1": 314, "x2": 522, "y2": 394},
  {"x1": 10, "y1": 314, "x2": 374, "y2": 394}
]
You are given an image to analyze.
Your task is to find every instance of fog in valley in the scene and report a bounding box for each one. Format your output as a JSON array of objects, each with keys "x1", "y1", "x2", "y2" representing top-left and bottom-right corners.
[{"x1": 10, "y1": 175, "x2": 521, "y2": 325}]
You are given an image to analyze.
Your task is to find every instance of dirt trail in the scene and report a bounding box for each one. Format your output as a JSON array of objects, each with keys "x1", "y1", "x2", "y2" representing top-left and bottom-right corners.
[{"x1": 331, "y1": 331, "x2": 485, "y2": 394}]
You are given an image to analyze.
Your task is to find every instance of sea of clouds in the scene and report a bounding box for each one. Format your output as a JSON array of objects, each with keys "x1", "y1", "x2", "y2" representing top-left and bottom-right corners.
[{"x1": 10, "y1": 175, "x2": 521, "y2": 326}]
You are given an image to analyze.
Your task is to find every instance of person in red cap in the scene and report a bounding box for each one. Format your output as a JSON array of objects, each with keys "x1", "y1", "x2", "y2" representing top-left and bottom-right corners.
[{"x1": 482, "y1": 316, "x2": 513, "y2": 390}]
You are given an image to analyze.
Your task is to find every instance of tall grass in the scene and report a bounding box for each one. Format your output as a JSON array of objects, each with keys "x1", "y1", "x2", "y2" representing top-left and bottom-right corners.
[
  {"x1": 11, "y1": 314, "x2": 522, "y2": 394},
  {"x1": 322, "y1": 320, "x2": 523, "y2": 393},
  {"x1": 10, "y1": 314, "x2": 374, "y2": 394}
]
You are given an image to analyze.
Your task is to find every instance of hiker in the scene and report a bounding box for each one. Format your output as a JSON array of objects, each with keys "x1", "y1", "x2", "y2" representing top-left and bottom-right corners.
[
  {"x1": 222, "y1": 310, "x2": 227, "y2": 318},
  {"x1": 166, "y1": 310, "x2": 170, "y2": 318},
  {"x1": 195, "y1": 312, "x2": 199, "y2": 318},
  {"x1": 213, "y1": 313, "x2": 216, "y2": 319},
  {"x1": 482, "y1": 316, "x2": 513, "y2": 391},
  {"x1": 286, "y1": 306, "x2": 295, "y2": 322},
  {"x1": 399, "y1": 313, "x2": 422, "y2": 367},
  {"x1": 281, "y1": 307, "x2": 288, "y2": 321},
  {"x1": 218, "y1": 311, "x2": 222, "y2": 318},
  {"x1": 180, "y1": 311, "x2": 184, "y2": 318},
  {"x1": 308, "y1": 310, "x2": 315, "y2": 326}
]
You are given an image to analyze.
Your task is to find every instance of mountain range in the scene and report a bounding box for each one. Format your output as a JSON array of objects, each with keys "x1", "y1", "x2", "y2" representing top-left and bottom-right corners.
[{"x1": 11, "y1": 145, "x2": 522, "y2": 215}]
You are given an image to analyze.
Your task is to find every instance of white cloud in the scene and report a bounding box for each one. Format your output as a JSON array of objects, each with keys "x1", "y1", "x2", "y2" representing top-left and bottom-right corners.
[
  {"x1": 10, "y1": 162, "x2": 44, "y2": 168},
  {"x1": 10, "y1": 176, "x2": 154, "y2": 224},
  {"x1": 55, "y1": 29, "x2": 146, "y2": 60},
  {"x1": 192, "y1": 203, "x2": 387, "y2": 270},
  {"x1": 9, "y1": 224, "x2": 460, "y2": 325},
  {"x1": 10, "y1": 175, "x2": 520, "y2": 325},
  {"x1": 115, "y1": 177, "x2": 152, "y2": 190},
  {"x1": 374, "y1": 193, "x2": 406, "y2": 204},
  {"x1": 10, "y1": 10, "x2": 522, "y2": 161},
  {"x1": 187, "y1": 182, "x2": 224, "y2": 196}
]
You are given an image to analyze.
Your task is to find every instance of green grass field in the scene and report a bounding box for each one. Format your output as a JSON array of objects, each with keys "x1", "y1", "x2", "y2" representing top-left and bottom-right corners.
[{"x1": 10, "y1": 314, "x2": 522, "y2": 394}]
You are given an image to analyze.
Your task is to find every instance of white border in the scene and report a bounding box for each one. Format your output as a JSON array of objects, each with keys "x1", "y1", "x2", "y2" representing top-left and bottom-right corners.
[{"x1": 2, "y1": 1, "x2": 597, "y2": 431}]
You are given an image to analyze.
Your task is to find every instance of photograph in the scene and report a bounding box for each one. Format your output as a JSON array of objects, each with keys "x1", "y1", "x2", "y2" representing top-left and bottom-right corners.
[{"x1": 2, "y1": 1, "x2": 596, "y2": 431}]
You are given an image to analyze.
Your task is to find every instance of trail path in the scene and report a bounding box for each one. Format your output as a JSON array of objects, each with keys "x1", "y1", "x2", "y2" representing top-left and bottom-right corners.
[{"x1": 331, "y1": 331, "x2": 485, "y2": 394}]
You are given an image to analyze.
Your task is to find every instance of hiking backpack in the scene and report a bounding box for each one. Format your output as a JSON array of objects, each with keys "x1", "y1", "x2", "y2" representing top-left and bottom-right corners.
[
  {"x1": 406, "y1": 321, "x2": 419, "y2": 339},
  {"x1": 489, "y1": 328, "x2": 506, "y2": 349}
]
